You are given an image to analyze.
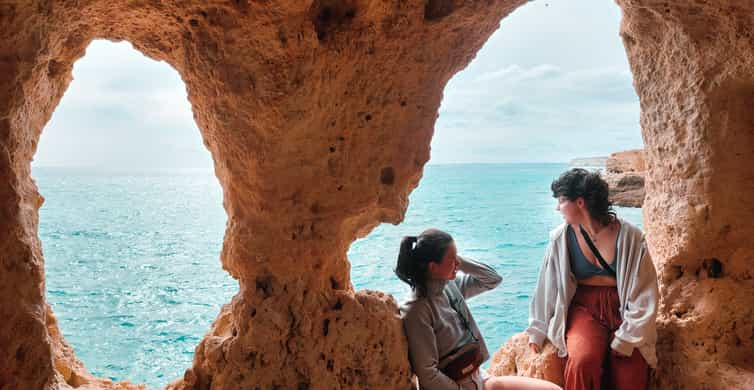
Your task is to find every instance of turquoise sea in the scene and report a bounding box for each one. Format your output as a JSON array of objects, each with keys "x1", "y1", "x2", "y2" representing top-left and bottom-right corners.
[{"x1": 35, "y1": 163, "x2": 642, "y2": 388}]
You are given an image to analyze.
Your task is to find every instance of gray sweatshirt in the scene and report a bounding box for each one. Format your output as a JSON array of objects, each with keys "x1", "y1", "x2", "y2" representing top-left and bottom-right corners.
[
  {"x1": 525, "y1": 219, "x2": 659, "y2": 367},
  {"x1": 401, "y1": 257, "x2": 502, "y2": 390}
]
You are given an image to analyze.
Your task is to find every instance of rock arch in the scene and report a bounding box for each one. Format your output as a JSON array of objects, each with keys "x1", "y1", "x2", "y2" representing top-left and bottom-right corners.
[
  {"x1": 0, "y1": 1, "x2": 525, "y2": 388},
  {"x1": 2, "y1": 0, "x2": 753, "y2": 389}
]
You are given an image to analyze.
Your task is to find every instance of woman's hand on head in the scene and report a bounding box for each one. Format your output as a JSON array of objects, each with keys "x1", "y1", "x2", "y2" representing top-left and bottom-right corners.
[{"x1": 529, "y1": 343, "x2": 540, "y2": 354}]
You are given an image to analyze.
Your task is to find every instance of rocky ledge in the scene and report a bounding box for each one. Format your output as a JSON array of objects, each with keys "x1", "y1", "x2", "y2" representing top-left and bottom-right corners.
[{"x1": 604, "y1": 149, "x2": 645, "y2": 208}]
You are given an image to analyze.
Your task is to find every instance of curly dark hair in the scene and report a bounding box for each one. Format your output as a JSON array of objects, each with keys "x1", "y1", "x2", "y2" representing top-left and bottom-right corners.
[{"x1": 551, "y1": 168, "x2": 615, "y2": 226}]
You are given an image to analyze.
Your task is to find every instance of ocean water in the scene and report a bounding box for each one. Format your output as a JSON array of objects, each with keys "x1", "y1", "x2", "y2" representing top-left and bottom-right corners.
[{"x1": 34, "y1": 164, "x2": 642, "y2": 388}]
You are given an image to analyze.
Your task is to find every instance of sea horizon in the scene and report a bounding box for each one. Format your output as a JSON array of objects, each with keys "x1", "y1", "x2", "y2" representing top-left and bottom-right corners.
[{"x1": 29, "y1": 161, "x2": 604, "y2": 175}]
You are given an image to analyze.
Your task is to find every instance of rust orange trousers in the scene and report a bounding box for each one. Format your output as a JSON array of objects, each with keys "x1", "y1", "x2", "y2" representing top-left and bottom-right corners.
[{"x1": 564, "y1": 285, "x2": 648, "y2": 390}]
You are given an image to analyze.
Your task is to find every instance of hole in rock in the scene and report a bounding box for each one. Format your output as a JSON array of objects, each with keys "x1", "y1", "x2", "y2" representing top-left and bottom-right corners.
[
  {"x1": 310, "y1": 0, "x2": 357, "y2": 41},
  {"x1": 33, "y1": 40, "x2": 237, "y2": 388},
  {"x1": 425, "y1": 0, "x2": 455, "y2": 21},
  {"x1": 256, "y1": 275, "x2": 274, "y2": 298},
  {"x1": 348, "y1": 0, "x2": 645, "y2": 358},
  {"x1": 330, "y1": 276, "x2": 342, "y2": 290},
  {"x1": 673, "y1": 265, "x2": 685, "y2": 279},
  {"x1": 703, "y1": 258, "x2": 723, "y2": 278},
  {"x1": 380, "y1": 167, "x2": 395, "y2": 185}
]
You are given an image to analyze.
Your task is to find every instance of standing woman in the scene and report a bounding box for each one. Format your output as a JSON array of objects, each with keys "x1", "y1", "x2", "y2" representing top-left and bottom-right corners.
[
  {"x1": 398, "y1": 228, "x2": 562, "y2": 390},
  {"x1": 526, "y1": 168, "x2": 659, "y2": 390}
]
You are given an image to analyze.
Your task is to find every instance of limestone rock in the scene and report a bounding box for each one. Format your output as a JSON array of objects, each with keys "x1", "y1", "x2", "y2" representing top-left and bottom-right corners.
[
  {"x1": 487, "y1": 333, "x2": 564, "y2": 387},
  {"x1": 604, "y1": 149, "x2": 646, "y2": 207},
  {"x1": 1, "y1": 0, "x2": 754, "y2": 389},
  {"x1": 616, "y1": 1, "x2": 754, "y2": 388},
  {"x1": 606, "y1": 149, "x2": 645, "y2": 174},
  {"x1": 605, "y1": 171, "x2": 645, "y2": 207},
  {"x1": 1, "y1": 1, "x2": 529, "y2": 388}
]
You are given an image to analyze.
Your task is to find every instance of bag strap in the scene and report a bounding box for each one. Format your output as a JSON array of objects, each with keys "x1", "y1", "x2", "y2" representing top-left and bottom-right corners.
[
  {"x1": 443, "y1": 288, "x2": 478, "y2": 342},
  {"x1": 578, "y1": 225, "x2": 617, "y2": 278}
]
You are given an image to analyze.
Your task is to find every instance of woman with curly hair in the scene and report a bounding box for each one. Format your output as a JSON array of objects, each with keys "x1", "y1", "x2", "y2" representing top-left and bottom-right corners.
[{"x1": 526, "y1": 168, "x2": 659, "y2": 390}]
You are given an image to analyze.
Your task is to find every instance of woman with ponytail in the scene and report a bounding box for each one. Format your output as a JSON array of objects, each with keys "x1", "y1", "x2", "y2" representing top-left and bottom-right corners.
[{"x1": 398, "y1": 229, "x2": 562, "y2": 390}]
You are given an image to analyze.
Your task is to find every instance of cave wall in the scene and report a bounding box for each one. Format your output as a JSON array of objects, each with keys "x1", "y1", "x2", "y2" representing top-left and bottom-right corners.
[
  {"x1": 2, "y1": 0, "x2": 752, "y2": 389},
  {"x1": 0, "y1": 1, "x2": 526, "y2": 388},
  {"x1": 618, "y1": 0, "x2": 754, "y2": 388}
]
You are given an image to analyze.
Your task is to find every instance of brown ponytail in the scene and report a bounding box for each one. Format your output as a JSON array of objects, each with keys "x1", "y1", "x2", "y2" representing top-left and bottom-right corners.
[{"x1": 394, "y1": 229, "x2": 453, "y2": 296}]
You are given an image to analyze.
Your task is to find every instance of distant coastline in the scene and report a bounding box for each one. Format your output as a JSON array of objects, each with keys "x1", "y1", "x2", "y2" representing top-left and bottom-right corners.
[
  {"x1": 569, "y1": 150, "x2": 645, "y2": 208},
  {"x1": 568, "y1": 156, "x2": 608, "y2": 167}
]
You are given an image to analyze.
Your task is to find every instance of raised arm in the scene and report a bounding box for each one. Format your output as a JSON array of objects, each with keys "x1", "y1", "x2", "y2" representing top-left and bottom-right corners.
[
  {"x1": 453, "y1": 256, "x2": 502, "y2": 299},
  {"x1": 403, "y1": 305, "x2": 461, "y2": 390}
]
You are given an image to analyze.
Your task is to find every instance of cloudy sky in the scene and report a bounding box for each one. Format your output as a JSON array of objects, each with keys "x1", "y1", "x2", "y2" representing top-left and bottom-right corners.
[{"x1": 33, "y1": 0, "x2": 642, "y2": 169}]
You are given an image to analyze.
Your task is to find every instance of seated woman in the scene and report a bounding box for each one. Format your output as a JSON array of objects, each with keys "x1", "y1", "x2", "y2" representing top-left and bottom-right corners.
[
  {"x1": 526, "y1": 168, "x2": 659, "y2": 390},
  {"x1": 398, "y1": 228, "x2": 562, "y2": 390}
]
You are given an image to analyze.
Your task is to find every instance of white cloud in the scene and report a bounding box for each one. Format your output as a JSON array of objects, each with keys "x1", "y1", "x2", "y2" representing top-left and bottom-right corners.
[
  {"x1": 475, "y1": 64, "x2": 562, "y2": 83},
  {"x1": 34, "y1": 0, "x2": 640, "y2": 168},
  {"x1": 34, "y1": 40, "x2": 211, "y2": 170},
  {"x1": 432, "y1": 63, "x2": 641, "y2": 163},
  {"x1": 429, "y1": 0, "x2": 643, "y2": 164}
]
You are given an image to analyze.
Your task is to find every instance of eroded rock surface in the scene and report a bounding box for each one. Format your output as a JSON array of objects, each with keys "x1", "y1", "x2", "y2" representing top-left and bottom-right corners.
[
  {"x1": 606, "y1": 149, "x2": 645, "y2": 174},
  {"x1": 606, "y1": 171, "x2": 645, "y2": 207},
  {"x1": 3, "y1": 0, "x2": 753, "y2": 389},
  {"x1": 0, "y1": 0, "x2": 526, "y2": 388},
  {"x1": 621, "y1": 1, "x2": 754, "y2": 388},
  {"x1": 487, "y1": 333, "x2": 564, "y2": 387},
  {"x1": 605, "y1": 149, "x2": 646, "y2": 207}
]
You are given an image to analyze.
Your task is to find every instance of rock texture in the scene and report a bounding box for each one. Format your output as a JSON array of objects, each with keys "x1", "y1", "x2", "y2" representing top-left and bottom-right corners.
[
  {"x1": 488, "y1": 333, "x2": 564, "y2": 387},
  {"x1": 620, "y1": 1, "x2": 754, "y2": 388},
  {"x1": 3, "y1": 1, "x2": 754, "y2": 389},
  {"x1": 606, "y1": 171, "x2": 645, "y2": 207},
  {"x1": 0, "y1": 0, "x2": 527, "y2": 389},
  {"x1": 604, "y1": 149, "x2": 646, "y2": 207},
  {"x1": 491, "y1": 2, "x2": 754, "y2": 389},
  {"x1": 606, "y1": 149, "x2": 645, "y2": 174}
]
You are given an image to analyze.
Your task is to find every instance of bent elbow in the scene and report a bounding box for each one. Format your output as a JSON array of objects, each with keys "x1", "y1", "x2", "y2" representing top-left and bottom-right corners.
[{"x1": 490, "y1": 273, "x2": 503, "y2": 288}]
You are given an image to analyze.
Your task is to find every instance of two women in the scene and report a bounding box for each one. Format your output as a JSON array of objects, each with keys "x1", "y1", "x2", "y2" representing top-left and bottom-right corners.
[
  {"x1": 526, "y1": 168, "x2": 659, "y2": 390},
  {"x1": 396, "y1": 168, "x2": 658, "y2": 390},
  {"x1": 396, "y1": 229, "x2": 561, "y2": 390}
]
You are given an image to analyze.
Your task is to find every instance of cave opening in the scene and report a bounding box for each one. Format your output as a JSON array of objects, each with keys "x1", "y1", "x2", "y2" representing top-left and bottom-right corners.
[
  {"x1": 347, "y1": 0, "x2": 645, "y2": 365},
  {"x1": 32, "y1": 40, "x2": 236, "y2": 388}
]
